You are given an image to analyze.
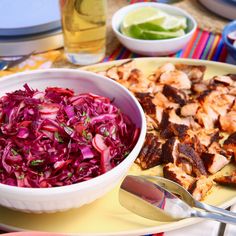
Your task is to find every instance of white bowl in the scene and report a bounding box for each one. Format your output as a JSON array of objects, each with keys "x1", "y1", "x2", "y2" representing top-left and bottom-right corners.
[
  {"x1": 0, "y1": 69, "x2": 146, "y2": 213},
  {"x1": 112, "y1": 2, "x2": 197, "y2": 56}
]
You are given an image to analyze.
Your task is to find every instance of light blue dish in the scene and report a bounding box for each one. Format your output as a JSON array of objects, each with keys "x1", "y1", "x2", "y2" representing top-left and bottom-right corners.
[
  {"x1": 0, "y1": 0, "x2": 61, "y2": 36},
  {"x1": 222, "y1": 20, "x2": 236, "y2": 60}
]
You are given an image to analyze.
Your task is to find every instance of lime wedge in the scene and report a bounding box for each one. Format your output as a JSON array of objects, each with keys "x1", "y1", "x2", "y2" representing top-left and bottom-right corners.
[
  {"x1": 122, "y1": 7, "x2": 167, "y2": 28},
  {"x1": 120, "y1": 6, "x2": 187, "y2": 40},
  {"x1": 128, "y1": 25, "x2": 185, "y2": 40},
  {"x1": 142, "y1": 29, "x2": 185, "y2": 40},
  {"x1": 159, "y1": 15, "x2": 187, "y2": 31},
  {"x1": 121, "y1": 22, "x2": 167, "y2": 38}
]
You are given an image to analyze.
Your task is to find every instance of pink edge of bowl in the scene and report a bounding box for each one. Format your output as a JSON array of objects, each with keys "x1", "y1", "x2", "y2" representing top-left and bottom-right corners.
[{"x1": 1, "y1": 232, "x2": 65, "y2": 236}]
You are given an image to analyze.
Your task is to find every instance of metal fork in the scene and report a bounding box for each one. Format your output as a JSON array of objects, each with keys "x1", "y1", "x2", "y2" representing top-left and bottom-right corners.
[{"x1": 0, "y1": 52, "x2": 34, "y2": 71}]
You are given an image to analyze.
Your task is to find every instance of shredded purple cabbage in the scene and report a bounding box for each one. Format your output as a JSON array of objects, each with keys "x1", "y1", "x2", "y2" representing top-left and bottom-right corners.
[{"x1": 0, "y1": 84, "x2": 138, "y2": 188}]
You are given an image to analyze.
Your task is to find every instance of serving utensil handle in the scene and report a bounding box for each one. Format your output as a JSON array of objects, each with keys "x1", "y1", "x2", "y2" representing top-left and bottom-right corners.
[
  {"x1": 194, "y1": 201, "x2": 236, "y2": 218},
  {"x1": 192, "y1": 210, "x2": 236, "y2": 225}
]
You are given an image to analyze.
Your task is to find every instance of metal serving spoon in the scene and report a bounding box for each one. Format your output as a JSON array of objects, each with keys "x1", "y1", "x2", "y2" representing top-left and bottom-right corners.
[
  {"x1": 142, "y1": 175, "x2": 236, "y2": 218},
  {"x1": 119, "y1": 175, "x2": 236, "y2": 224}
]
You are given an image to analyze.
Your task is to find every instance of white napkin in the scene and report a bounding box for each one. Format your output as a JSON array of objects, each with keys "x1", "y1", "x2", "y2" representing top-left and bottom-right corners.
[
  {"x1": 224, "y1": 204, "x2": 236, "y2": 236},
  {"x1": 164, "y1": 205, "x2": 236, "y2": 236}
]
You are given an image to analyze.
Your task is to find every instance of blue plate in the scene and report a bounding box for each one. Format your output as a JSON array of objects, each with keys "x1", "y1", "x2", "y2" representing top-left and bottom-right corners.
[
  {"x1": 222, "y1": 20, "x2": 236, "y2": 60},
  {"x1": 0, "y1": 0, "x2": 61, "y2": 36}
]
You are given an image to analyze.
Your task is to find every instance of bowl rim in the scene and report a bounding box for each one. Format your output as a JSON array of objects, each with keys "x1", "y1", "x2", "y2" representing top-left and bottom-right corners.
[
  {"x1": 0, "y1": 68, "x2": 147, "y2": 195},
  {"x1": 111, "y1": 2, "x2": 197, "y2": 43},
  {"x1": 222, "y1": 20, "x2": 236, "y2": 51}
]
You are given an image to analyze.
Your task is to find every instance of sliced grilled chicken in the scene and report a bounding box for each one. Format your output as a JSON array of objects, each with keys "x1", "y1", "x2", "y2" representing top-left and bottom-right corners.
[
  {"x1": 220, "y1": 111, "x2": 236, "y2": 133},
  {"x1": 211, "y1": 75, "x2": 235, "y2": 87},
  {"x1": 106, "y1": 66, "x2": 119, "y2": 80},
  {"x1": 145, "y1": 114, "x2": 158, "y2": 131},
  {"x1": 127, "y1": 69, "x2": 143, "y2": 84},
  {"x1": 97, "y1": 61, "x2": 235, "y2": 199},
  {"x1": 177, "y1": 143, "x2": 207, "y2": 176},
  {"x1": 175, "y1": 64, "x2": 206, "y2": 83},
  {"x1": 181, "y1": 103, "x2": 199, "y2": 117},
  {"x1": 135, "y1": 133, "x2": 162, "y2": 170},
  {"x1": 192, "y1": 82, "x2": 208, "y2": 94},
  {"x1": 159, "y1": 109, "x2": 189, "y2": 139},
  {"x1": 214, "y1": 171, "x2": 236, "y2": 187},
  {"x1": 117, "y1": 60, "x2": 134, "y2": 80},
  {"x1": 201, "y1": 153, "x2": 230, "y2": 174},
  {"x1": 224, "y1": 132, "x2": 236, "y2": 161},
  {"x1": 135, "y1": 93, "x2": 156, "y2": 119},
  {"x1": 188, "y1": 176, "x2": 213, "y2": 201},
  {"x1": 160, "y1": 70, "x2": 191, "y2": 90},
  {"x1": 163, "y1": 163, "x2": 195, "y2": 190},
  {"x1": 154, "y1": 63, "x2": 176, "y2": 81},
  {"x1": 161, "y1": 137, "x2": 179, "y2": 164},
  {"x1": 194, "y1": 129, "x2": 221, "y2": 147},
  {"x1": 162, "y1": 84, "x2": 187, "y2": 106}
]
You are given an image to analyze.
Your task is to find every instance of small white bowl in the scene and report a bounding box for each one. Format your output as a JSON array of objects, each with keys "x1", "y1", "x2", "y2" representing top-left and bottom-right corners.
[
  {"x1": 112, "y1": 2, "x2": 197, "y2": 56},
  {"x1": 0, "y1": 69, "x2": 146, "y2": 213}
]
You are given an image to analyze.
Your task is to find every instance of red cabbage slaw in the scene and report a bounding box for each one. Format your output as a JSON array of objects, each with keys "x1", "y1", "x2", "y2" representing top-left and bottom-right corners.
[{"x1": 0, "y1": 84, "x2": 139, "y2": 188}]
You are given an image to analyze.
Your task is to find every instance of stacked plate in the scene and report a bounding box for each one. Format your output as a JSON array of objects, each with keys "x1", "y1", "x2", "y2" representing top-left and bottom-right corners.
[
  {"x1": 0, "y1": 0, "x2": 63, "y2": 56},
  {"x1": 199, "y1": 0, "x2": 236, "y2": 20}
]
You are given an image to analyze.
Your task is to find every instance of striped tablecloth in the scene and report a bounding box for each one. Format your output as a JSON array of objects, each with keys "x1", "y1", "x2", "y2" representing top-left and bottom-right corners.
[{"x1": 102, "y1": 27, "x2": 228, "y2": 62}]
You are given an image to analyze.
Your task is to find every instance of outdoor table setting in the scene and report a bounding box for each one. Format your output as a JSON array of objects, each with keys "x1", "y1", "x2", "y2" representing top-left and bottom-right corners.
[{"x1": 0, "y1": 0, "x2": 236, "y2": 236}]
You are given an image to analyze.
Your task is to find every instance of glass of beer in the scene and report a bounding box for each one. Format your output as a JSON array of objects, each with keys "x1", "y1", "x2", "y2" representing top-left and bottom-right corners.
[{"x1": 60, "y1": 0, "x2": 107, "y2": 65}]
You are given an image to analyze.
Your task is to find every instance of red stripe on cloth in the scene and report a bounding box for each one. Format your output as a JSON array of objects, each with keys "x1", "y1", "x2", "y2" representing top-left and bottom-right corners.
[
  {"x1": 152, "y1": 233, "x2": 164, "y2": 236},
  {"x1": 122, "y1": 48, "x2": 133, "y2": 59},
  {"x1": 107, "y1": 44, "x2": 123, "y2": 61},
  {"x1": 192, "y1": 30, "x2": 209, "y2": 59},
  {"x1": 181, "y1": 28, "x2": 199, "y2": 58}
]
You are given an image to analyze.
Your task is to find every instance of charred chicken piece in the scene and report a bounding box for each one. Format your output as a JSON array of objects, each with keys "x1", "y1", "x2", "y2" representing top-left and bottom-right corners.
[
  {"x1": 224, "y1": 132, "x2": 236, "y2": 161},
  {"x1": 145, "y1": 114, "x2": 158, "y2": 131},
  {"x1": 151, "y1": 63, "x2": 176, "y2": 82},
  {"x1": 210, "y1": 75, "x2": 235, "y2": 87},
  {"x1": 175, "y1": 64, "x2": 206, "y2": 83},
  {"x1": 117, "y1": 60, "x2": 134, "y2": 80},
  {"x1": 159, "y1": 70, "x2": 191, "y2": 90},
  {"x1": 181, "y1": 103, "x2": 199, "y2": 117},
  {"x1": 177, "y1": 143, "x2": 207, "y2": 176},
  {"x1": 227, "y1": 74, "x2": 236, "y2": 81},
  {"x1": 201, "y1": 153, "x2": 230, "y2": 174},
  {"x1": 201, "y1": 142, "x2": 231, "y2": 174},
  {"x1": 162, "y1": 84, "x2": 187, "y2": 106},
  {"x1": 159, "y1": 109, "x2": 189, "y2": 139},
  {"x1": 135, "y1": 93, "x2": 156, "y2": 119},
  {"x1": 163, "y1": 163, "x2": 195, "y2": 190},
  {"x1": 219, "y1": 111, "x2": 236, "y2": 133},
  {"x1": 160, "y1": 121, "x2": 189, "y2": 139},
  {"x1": 105, "y1": 60, "x2": 134, "y2": 81},
  {"x1": 196, "y1": 90, "x2": 234, "y2": 130},
  {"x1": 182, "y1": 134, "x2": 207, "y2": 156},
  {"x1": 127, "y1": 69, "x2": 143, "y2": 84},
  {"x1": 214, "y1": 171, "x2": 236, "y2": 187},
  {"x1": 135, "y1": 133, "x2": 162, "y2": 170},
  {"x1": 188, "y1": 176, "x2": 213, "y2": 201},
  {"x1": 161, "y1": 137, "x2": 179, "y2": 164},
  {"x1": 106, "y1": 66, "x2": 120, "y2": 80},
  {"x1": 193, "y1": 129, "x2": 221, "y2": 147},
  {"x1": 192, "y1": 82, "x2": 208, "y2": 94}
]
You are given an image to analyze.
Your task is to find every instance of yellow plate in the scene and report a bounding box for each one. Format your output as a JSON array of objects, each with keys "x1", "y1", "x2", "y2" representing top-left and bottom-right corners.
[{"x1": 1, "y1": 58, "x2": 236, "y2": 235}]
